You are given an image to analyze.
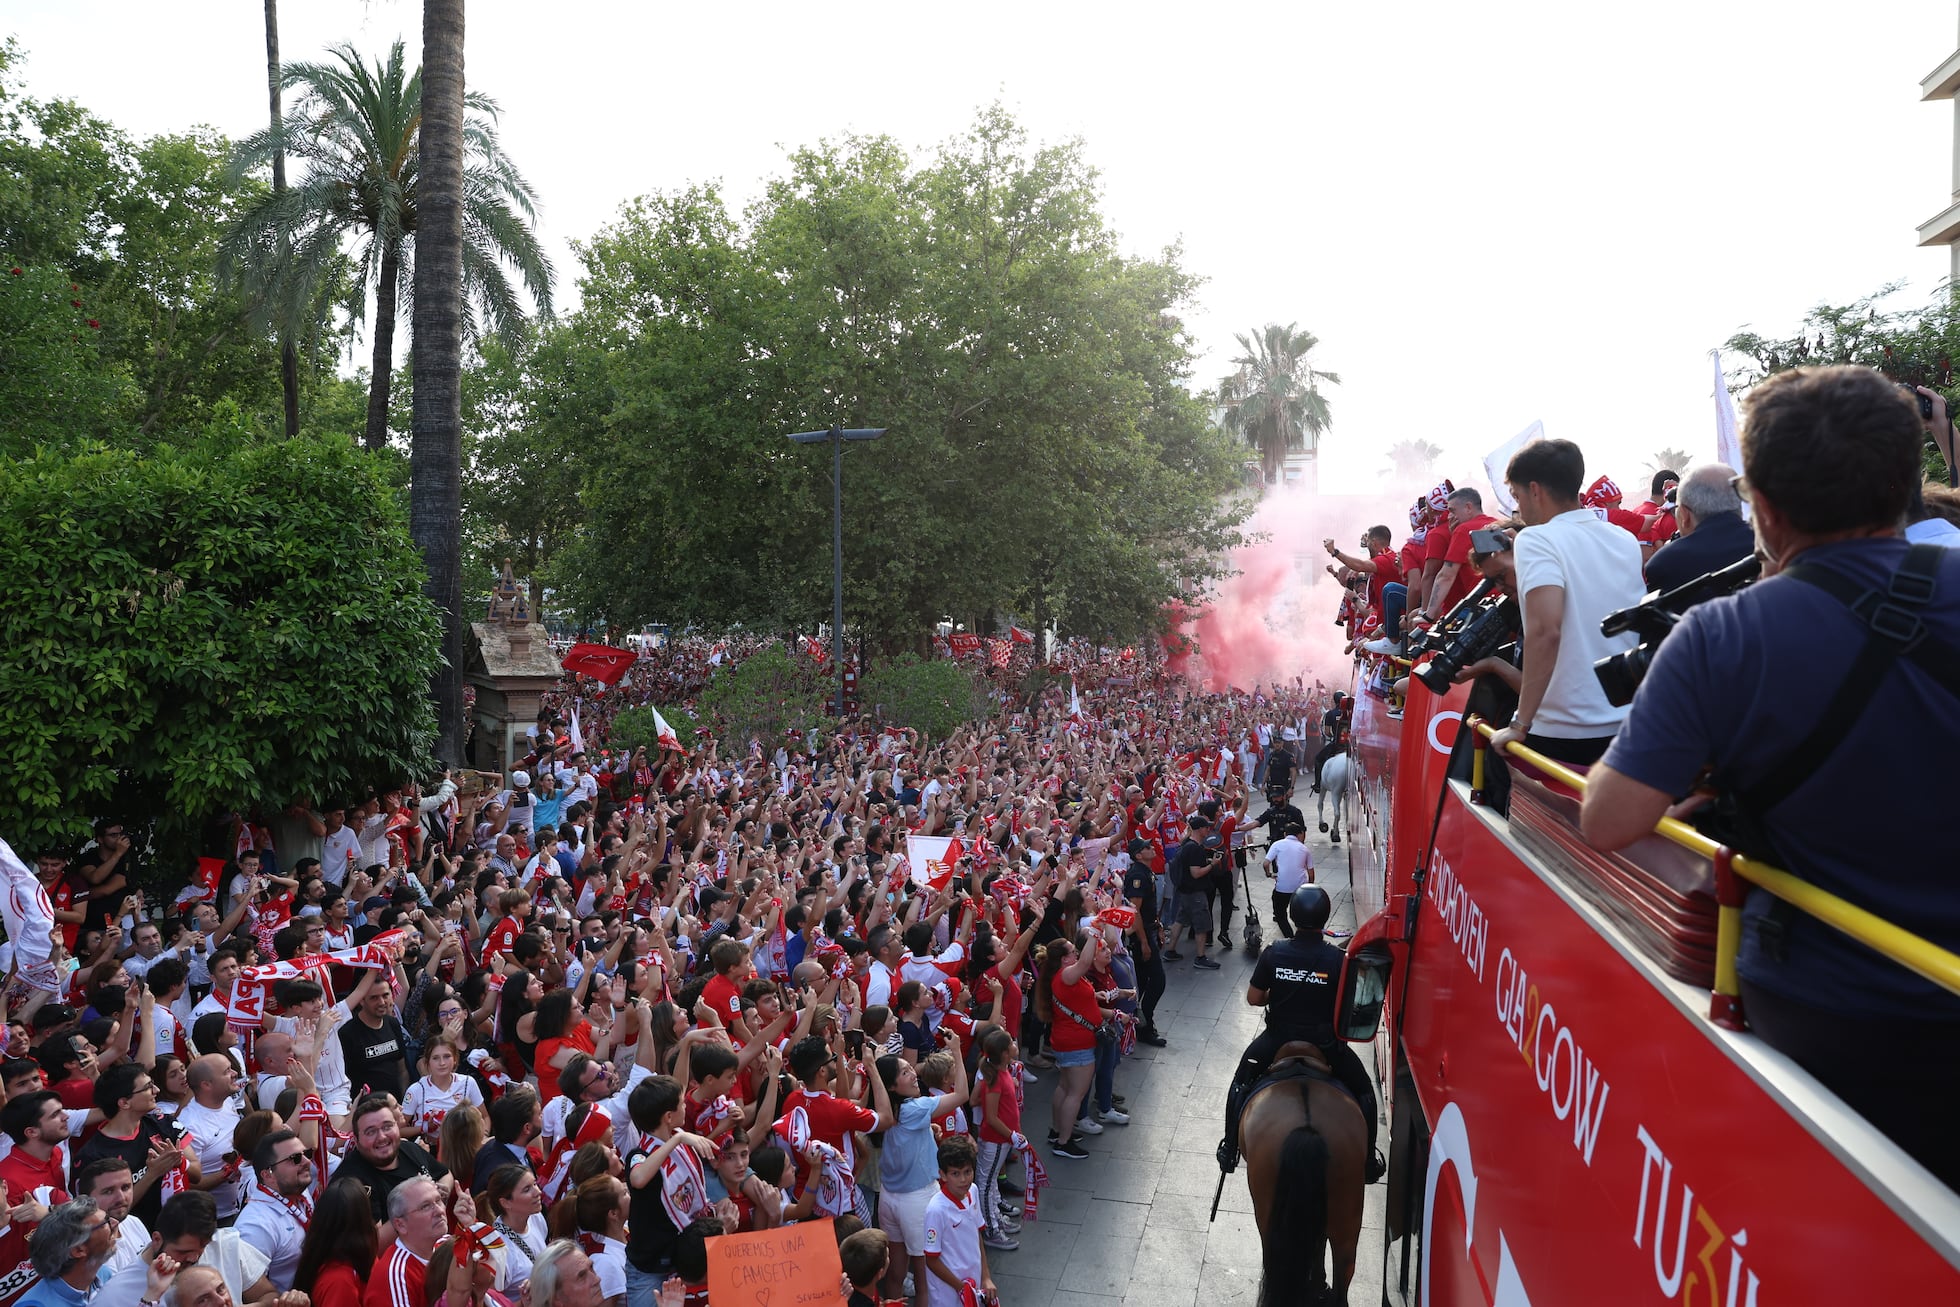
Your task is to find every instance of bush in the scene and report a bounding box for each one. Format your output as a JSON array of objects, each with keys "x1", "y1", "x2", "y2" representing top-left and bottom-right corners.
[
  {"x1": 696, "y1": 644, "x2": 828, "y2": 753},
  {"x1": 609, "y1": 703, "x2": 697, "y2": 754},
  {"x1": 0, "y1": 434, "x2": 444, "y2": 856},
  {"x1": 860, "y1": 653, "x2": 987, "y2": 743}
]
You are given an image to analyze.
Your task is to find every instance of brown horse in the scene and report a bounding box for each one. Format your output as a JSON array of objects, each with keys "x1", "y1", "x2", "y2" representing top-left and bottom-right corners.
[{"x1": 1239, "y1": 1042, "x2": 1368, "y2": 1307}]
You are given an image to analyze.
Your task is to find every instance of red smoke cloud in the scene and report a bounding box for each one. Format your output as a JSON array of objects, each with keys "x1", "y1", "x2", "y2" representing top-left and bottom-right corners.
[{"x1": 1167, "y1": 482, "x2": 1420, "y2": 692}]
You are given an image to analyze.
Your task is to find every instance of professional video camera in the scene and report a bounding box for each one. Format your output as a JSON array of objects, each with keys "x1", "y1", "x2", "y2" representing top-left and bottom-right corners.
[
  {"x1": 1411, "y1": 579, "x2": 1522, "y2": 694},
  {"x1": 1593, "y1": 553, "x2": 1763, "y2": 706}
]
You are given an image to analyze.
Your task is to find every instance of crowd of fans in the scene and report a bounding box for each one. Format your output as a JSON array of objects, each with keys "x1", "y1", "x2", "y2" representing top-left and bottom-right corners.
[{"x1": 0, "y1": 649, "x2": 1343, "y2": 1307}]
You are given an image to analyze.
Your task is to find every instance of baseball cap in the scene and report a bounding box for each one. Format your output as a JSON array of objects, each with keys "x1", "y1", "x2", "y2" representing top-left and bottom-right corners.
[{"x1": 512, "y1": 770, "x2": 531, "y2": 788}]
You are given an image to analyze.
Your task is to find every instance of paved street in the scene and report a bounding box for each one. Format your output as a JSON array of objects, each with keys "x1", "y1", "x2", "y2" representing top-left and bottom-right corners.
[{"x1": 987, "y1": 822, "x2": 1390, "y2": 1307}]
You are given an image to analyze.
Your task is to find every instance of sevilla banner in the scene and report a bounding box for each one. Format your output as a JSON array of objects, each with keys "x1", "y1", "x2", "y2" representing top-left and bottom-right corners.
[
  {"x1": 987, "y1": 638, "x2": 1011, "y2": 669},
  {"x1": 905, "y1": 835, "x2": 963, "y2": 891},
  {"x1": 560, "y1": 643, "x2": 639, "y2": 686},
  {"x1": 652, "y1": 706, "x2": 683, "y2": 753},
  {"x1": 947, "y1": 633, "x2": 981, "y2": 656},
  {"x1": 227, "y1": 928, "x2": 408, "y2": 1031}
]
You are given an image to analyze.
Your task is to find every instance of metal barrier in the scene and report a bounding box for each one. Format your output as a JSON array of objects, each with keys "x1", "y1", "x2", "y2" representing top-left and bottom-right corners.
[{"x1": 1465, "y1": 717, "x2": 1960, "y2": 1022}]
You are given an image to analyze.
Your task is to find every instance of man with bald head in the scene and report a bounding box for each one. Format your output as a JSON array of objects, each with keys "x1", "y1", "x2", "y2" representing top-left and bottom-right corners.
[
  {"x1": 174, "y1": 1057, "x2": 244, "y2": 1220},
  {"x1": 251, "y1": 1034, "x2": 294, "y2": 1112},
  {"x1": 1643, "y1": 463, "x2": 1756, "y2": 594}
]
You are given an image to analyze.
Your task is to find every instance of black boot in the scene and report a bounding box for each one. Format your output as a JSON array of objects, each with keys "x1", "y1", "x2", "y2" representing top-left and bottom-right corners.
[
  {"x1": 1367, "y1": 1148, "x2": 1388, "y2": 1184},
  {"x1": 1218, "y1": 1076, "x2": 1249, "y2": 1173}
]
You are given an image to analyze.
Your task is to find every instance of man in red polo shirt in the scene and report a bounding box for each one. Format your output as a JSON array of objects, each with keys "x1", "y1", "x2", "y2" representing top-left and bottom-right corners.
[
  {"x1": 1416, "y1": 487, "x2": 1496, "y2": 622},
  {"x1": 0, "y1": 1091, "x2": 73, "y2": 1210}
]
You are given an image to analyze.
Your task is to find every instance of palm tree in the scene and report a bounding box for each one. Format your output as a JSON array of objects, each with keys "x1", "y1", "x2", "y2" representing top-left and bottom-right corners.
[
  {"x1": 1217, "y1": 323, "x2": 1340, "y2": 488},
  {"x1": 221, "y1": 37, "x2": 553, "y2": 450},
  {"x1": 1646, "y1": 446, "x2": 1694, "y2": 486},
  {"x1": 262, "y1": 0, "x2": 299, "y2": 436},
  {"x1": 1384, "y1": 439, "x2": 1444, "y2": 482},
  {"x1": 412, "y1": 0, "x2": 469, "y2": 763}
]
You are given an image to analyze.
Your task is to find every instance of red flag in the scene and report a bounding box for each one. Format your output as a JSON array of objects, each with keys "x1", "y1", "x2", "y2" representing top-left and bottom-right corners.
[
  {"x1": 947, "y1": 633, "x2": 981, "y2": 656},
  {"x1": 1009, "y1": 625, "x2": 1034, "y2": 645},
  {"x1": 802, "y1": 635, "x2": 829, "y2": 665},
  {"x1": 987, "y1": 638, "x2": 1011, "y2": 669},
  {"x1": 560, "y1": 643, "x2": 638, "y2": 686}
]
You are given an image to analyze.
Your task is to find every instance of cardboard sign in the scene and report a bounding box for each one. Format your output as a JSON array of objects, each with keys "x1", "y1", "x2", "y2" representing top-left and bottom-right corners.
[{"x1": 705, "y1": 1222, "x2": 844, "y2": 1307}]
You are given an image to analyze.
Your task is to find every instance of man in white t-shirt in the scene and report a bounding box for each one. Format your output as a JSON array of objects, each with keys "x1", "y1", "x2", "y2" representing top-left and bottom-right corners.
[
  {"x1": 176, "y1": 1056, "x2": 246, "y2": 1219},
  {"x1": 1491, "y1": 437, "x2": 1647, "y2": 767},
  {"x1": 1265, "y1": 822, "x2": 1314, "y2": 937},
  {"x1": 320, "y1": 808, "x2": 363, "y2": 887},
  {"x1": 267, "y1": 972, "x2": 369, "y2": 1127}
]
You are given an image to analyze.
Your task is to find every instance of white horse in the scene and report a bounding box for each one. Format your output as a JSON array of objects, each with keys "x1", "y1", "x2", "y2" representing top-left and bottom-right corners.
[{"x1": 1317, "y1": 752, "x2": 1349, "y2": 844}]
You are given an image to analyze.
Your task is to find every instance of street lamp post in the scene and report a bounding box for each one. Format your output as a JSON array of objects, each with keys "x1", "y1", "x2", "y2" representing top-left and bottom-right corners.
[{"x1": 787, "y1": 424, "x2": 886, "y2": 716}]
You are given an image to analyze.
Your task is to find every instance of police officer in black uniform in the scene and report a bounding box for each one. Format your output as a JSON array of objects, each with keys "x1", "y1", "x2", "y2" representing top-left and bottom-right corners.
[
  {"x1": 1310, "y1": 694, "x2": 1350, "y2": 793},
  {"x1": 1217, "y1": 885, "x2": 1385, "y2": 1181}
]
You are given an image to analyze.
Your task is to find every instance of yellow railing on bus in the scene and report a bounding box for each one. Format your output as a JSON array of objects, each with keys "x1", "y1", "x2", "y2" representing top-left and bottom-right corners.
[{"x1": 1464, "y1": 717, "x2": 1960, "y2": 1024}]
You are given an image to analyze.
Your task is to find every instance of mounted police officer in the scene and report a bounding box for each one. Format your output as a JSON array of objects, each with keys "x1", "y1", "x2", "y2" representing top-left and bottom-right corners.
[
  {"x1": 1309, "y1": 693, "x2": 1350, "y2": 793},
  {"x1": 1218, "y1": 885, "x2": 1385, "y2": 1181}
]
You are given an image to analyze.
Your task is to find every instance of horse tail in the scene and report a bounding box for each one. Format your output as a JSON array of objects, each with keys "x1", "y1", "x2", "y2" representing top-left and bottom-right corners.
[{"x1": 1258, "y1": 1097, "x2": 1329, "y2": 1307}]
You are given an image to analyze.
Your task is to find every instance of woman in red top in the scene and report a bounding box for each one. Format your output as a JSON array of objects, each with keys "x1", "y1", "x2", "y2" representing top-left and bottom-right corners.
[
  {"x1": 1041, "y1": 930, "x2": 1114, "y2": 1160},
  {"x1": 292, "y1": 1178, "x2": 379, "y2": 1307},
  {"x1": 964, "y1": 917, "x2": 1037, "y2": 1043}
]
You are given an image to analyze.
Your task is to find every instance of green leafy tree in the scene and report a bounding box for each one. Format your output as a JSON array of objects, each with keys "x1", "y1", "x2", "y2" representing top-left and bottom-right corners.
[
  {"x1": 1646, "y1": 446, "x2": 1694, "y2": 484},
  {"x1": 696, "y1": 646, "x2": 828, "y2": 754},
  {"x1": 1, "y1": 43, "x2": 295, "y2": 444},
  {"x1": 0, "y1": 430, "x2": 444, "y2": 856},
  {"x1": 461, "y1": 326, "x2": 595, "y2": 611},
  {"x1": 556, "y1": 107, "x2": 1247, "y2": 645},
  {"x1": 1726, "y1": 282, "x2": 1957, "y2": 482},
  {"x1": 0, "y1": 264, "x2": 137, "y2": 449},
  {"x1": 1218, "y1": 322, "x2": 1339, "y2": 488},
  {"x1": 859, "y1": 654, "x2": 986, "y2": 742},
  {"x1": 220, "y1": 38, "x2": 553, "y2": 451}
]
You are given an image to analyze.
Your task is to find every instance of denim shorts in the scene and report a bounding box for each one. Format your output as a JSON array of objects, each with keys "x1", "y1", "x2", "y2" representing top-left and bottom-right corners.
[{"x1": 1053, "y1": 1046, "x2": 1096, "y2": 1068}]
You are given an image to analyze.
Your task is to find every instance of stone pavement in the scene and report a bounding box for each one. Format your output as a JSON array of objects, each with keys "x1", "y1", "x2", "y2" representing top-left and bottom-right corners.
[{"x1": 985, "y1": 821, "x2": 1389, "y2": 1307}]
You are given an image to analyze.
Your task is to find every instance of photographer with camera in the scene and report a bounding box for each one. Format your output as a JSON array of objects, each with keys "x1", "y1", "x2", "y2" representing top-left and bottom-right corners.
[
  {"x1": 1486, "y1": 439, "x2": 1647, "y2": 766},
  {"x1": 1642, "y1": 464, "x2": 1755, "y2": 593},
  {"x1": 1580, "y1": 366, "x2": 1960, "y2": 1191}
]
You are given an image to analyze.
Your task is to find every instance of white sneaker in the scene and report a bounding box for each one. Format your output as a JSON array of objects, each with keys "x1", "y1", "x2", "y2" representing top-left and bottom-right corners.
[
  {"x1": 1362, "y1": 637, "x2": 1404, "y2": 656},
  {"x1": 1075, "y1": 1116, "x2": 1105, "y2": 1135},
  {"x1": 1097, "y1": 1107, "x2": 1131, "y2": 1126}
]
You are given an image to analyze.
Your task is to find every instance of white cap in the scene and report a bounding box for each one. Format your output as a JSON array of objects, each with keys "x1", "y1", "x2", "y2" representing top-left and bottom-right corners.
[{"x1": 511, "y1": 770, "x2": 531, "y2": 787}]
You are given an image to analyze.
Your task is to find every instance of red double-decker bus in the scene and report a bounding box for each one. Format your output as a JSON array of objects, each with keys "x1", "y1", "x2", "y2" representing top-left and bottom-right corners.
[{"x1": 1336, "y1": 676, "x2": 1960, "y2": 1305}]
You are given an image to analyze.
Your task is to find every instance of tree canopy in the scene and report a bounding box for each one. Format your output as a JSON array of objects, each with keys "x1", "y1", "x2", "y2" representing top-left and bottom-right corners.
[
  {"x1": 537, "y1": 106, "x2": 1248, "y2": 645},
  {"x1": 0, "y1": 427, "x2": 443, "y2": 854}
]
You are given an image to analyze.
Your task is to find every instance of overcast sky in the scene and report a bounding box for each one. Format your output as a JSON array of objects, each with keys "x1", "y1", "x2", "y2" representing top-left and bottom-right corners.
[{"x1": 10, "y1": 1, "x2": 1960, "y2": 495}]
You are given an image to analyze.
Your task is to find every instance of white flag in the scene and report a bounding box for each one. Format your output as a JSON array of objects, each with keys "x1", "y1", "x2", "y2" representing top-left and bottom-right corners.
[
  {"x1": 570, "y1": 705, "x2": 587, "y2": 755},
  {"x1": 1483, "y1": 420, "x2": 1545, "y2": 516},
  {"x1": 1712, "y1": 349, "x2": 1744, "y2": 473},
  {"x1": 651, "y1": 707, "x2": 682, "y2": 753},
  {"x1": 904, "y1": 835, "x2": 954, "y2": 888},
  {"x1": 0, "y1": 836, "x2": 62, "y2": 993}
]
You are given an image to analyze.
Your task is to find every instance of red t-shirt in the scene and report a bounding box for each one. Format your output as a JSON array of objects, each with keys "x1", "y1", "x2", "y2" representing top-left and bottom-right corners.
[
  {"x1": 1440, "y1": 514, "x2": 1496, "y2": 613},
  {"x1": 484, "y1": 915, "x2": 523, "y2": 963},
  {"x1": 0, "y1": 1144, "x2": 67, "y2": 1208},
  {"x1": 50, "y1": 880, "x2": 79, "y2": 951},
  {"x1": 1423, "y1": 522, "x2": 1454, "y2": 571},
  {"x1": 252, "y1": 892, "x2": 294, "y2": 955},
  {"x1": 1365, "y1": 550, "x2": 1401, "y2": 614},
  {"x1": 1397, "y1": 539, "x2": 1426, "y2": 591},
  {"x1": 779, "y1": 1087, "x2": 878, "y2": 1192},
  {"x1": 1641, "y1": 509, "x2": 1677, "y2": 543},
  {"x1": 977, "y1": 1070, "x2": 1023, "y2": 1144},
  {"x1": 364, "y1": 1243, "x2": 428, "y2": 1307},
  {"x1": 986, "y1": 963, "x2": 1024, "y2": 1040},
  {"x1": 1602, "y1": 506, "x2": 1645, "y2": 538},
  {"x1": 700, "y1": 974, "x2": 744, "y2": 1030},
  {"x1": 1047, "y1": 974, "x2": 1102, "y2": 1053}
]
